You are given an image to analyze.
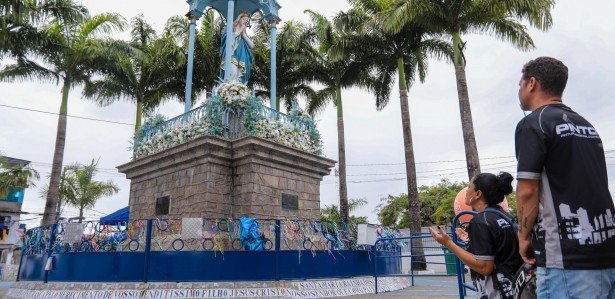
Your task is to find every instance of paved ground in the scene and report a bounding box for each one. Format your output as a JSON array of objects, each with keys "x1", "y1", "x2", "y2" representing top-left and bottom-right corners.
[
  {"x1": 0, "y1": 282, "x2": 12, "y2": 299},
  {"x1": 0, "y1": 278, "x2": 473, "y2": 299},
  {"x1": 339, "y1": 277, "x2": 475, "y2": 299}
]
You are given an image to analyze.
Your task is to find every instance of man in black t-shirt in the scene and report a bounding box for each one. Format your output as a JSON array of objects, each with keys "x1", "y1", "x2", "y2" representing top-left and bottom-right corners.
[{"x1": 515, "y1": 57, "x2": 615, "y2": 298}]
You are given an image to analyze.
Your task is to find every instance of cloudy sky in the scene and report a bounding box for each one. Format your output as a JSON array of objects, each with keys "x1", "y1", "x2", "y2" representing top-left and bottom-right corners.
[{"x1": 2, "y1": 0, "x2": 615, "y2": 227}]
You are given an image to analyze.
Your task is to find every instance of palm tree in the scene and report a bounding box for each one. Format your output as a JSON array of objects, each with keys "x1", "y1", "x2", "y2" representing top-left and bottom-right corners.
[
  {"x1": 60, "y1": 160, "x2": 119, "y2": 222},
  {"x1": 83, "y1": 15, "x2": 179, "y2": 131},
  {"x1": 338, "y1": 0, "x2": 452, "y2": 270},
  {"x1": 1, "y1": 0, "x2": 87, "y2": 60},
  {"x1": 304, "y1": 10, "x2": 376, "y2": 223},
  {"x1": 0, "y1": 157, "x2": 40, "y2": 198},
  {"x1": 250, "y1": 18, "x2": 319, "y2": 112},
  {"x1": 161, "y1": 12, "x2": 223, "y2": 108},
  {"x1": 384, "y1": 0, "x2": 554, "y2": 180},
  {"x1": 0, "y1": 10, "x2": 126, "y2": 225},
  {"x1": 320, "y1": 198, "x2": 368, "y2": 224}
]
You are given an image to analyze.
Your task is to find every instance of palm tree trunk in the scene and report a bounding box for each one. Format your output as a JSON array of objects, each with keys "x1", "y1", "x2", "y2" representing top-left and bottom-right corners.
[
  {"x1": 452, "y1": 32, "x2": 481, "y2": 180},
  {"x1": 135, "y1": 99, "x2": 143, "y2": 131},
  {"x1": 397, "y1": 57, "x2": 426, "y2": 270},
  {"x1": 335, "y1": 87, "x2": 349, "y2": 223},
  {"x1": 78, "y1": 205, "x2": 84, "y2": 223},
  {"x1": 41, "y1": 78, "x2": 70, "y2": 226}
]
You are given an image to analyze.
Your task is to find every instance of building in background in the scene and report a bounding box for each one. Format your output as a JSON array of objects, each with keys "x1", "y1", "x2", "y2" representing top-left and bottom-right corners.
[{"x1": 0, "y1": 156, "x2": 30, "y2": 272}]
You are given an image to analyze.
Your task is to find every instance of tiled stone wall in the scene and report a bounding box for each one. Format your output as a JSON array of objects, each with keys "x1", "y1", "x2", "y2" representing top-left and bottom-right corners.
[
  {"x1": 7, "y1": 277, "x2": 412, "y2": 299},
  {"x1": 118, "y1": 136, "x2": 335, "y2": 220}
]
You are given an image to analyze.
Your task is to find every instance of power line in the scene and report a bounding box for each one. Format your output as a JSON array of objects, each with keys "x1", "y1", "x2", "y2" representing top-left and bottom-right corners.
[
  {"x1": 343, "y1": 160, "x2": 516, "y2": 177},
  {"x1": 322, "y1": 163, "x2": 518, "y2": 185},
  {"x1": 346, "y1": 149, "x2": 615, "y2": 167},
  {"x1": 0, "y1": 103, "x2": 134, "y2": 126},
  {"x1": 346, "y1": 155, "x2": 515, "y2": 167}
]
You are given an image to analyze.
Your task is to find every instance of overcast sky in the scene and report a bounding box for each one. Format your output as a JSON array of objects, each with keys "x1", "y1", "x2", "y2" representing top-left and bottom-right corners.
[{"x1": 2, "y1": 0, "x2": 615, "y2": 228}]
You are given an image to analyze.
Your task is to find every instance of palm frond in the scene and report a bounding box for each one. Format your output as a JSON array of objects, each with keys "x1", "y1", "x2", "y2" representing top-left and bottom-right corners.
[
  {"x1": 78, "y1": 13, "x2": 125, "y2": 40},
  {"x1": 0, "y1": 58, "x2": 59, "y2": 84}
]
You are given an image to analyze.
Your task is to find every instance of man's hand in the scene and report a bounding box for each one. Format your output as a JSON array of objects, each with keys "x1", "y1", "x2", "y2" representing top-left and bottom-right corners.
[
  {"x1": 518, "y1": 234, "x2": 536, "y2": 264},
  {"x1": 429, "y1": 226, "x2": 453, "y2": 247}
]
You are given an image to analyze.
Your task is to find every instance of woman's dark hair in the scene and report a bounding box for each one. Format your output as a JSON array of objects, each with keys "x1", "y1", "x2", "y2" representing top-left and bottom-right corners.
[{"x1": 473, "y1": 172, "x2": 514, "y2": 205}]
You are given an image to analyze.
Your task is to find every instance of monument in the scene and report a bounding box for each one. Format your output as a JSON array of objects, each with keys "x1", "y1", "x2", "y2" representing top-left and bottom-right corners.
[{"x1": 117, "y1": 0, "x2": 335, "y2": 221}]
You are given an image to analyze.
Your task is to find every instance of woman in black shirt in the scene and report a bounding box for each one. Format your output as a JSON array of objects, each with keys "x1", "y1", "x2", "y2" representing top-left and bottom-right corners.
[{"x1": 430, "y1": 172, "x2": 523, "y2": 299}]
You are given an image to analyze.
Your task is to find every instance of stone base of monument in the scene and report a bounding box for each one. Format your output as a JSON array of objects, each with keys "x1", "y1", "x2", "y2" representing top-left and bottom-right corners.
[
  {"x1": 7, "y1": 276, "x2": 410, "y2": 299},
  {"x1": 118, "y1": 135, "x2": 335, "y2": 220}
]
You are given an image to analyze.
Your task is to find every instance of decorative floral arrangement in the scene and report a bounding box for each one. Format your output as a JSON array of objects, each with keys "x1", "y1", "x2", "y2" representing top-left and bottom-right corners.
[
  {"x1": 252, "y1": 118, "x2": 321, "y2": 154},
  {"x1": 132, "y1": 83, "x2": 323, "y2": 159},
  {"x1": 134, "y1": 117, "x2": 212, "y2": 159},
  {"x1": 288, "y1": 108, "x2": 311, "y2": 123},
  {"x1": 216, "y1": 81, "x2": 251, "y2": 110}
]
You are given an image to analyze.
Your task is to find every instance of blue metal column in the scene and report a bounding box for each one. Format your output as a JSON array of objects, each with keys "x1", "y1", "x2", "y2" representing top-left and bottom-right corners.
[
  {"x1": 16, "y1": 243, "x2": 26, "y2": 281},
  {"x1": 43, "y1": 224, "x2": 57, "y2": 283},
  {"x1": 269, "y1": 22, "x2": 278, "y2": 110},
  {"x1": 275, "y1": 219, "x2": 281, "y2": 281},
  {"x1": 373, "y1": 242, "x2": 378, "y2": 294},
  {"x1": 143, "y1": 219, "x2": 153, "y2": 283},
  {"x1": 184, "y1": 16, "x2": 197, "y2": 113},
  {"x1": 410, "y1": 234, "x2": 415, "y2": 286},
  {"x1": 224, "y1": 0, "x2": 235, "y2": 81}
]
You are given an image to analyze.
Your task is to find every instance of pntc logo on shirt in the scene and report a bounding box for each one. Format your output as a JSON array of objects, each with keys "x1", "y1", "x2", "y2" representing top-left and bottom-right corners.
[
  {"x1": 497, "y1": 219, "x2": 511, "y2": 228},
  {"x1": 555, "y1": 123, "x2": 599, "y2": 138}
]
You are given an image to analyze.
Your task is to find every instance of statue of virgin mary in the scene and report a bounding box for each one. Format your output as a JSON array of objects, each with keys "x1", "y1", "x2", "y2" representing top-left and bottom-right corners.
[{"x1": 220, "y1": 12, "x2": 254, "y2": 84}]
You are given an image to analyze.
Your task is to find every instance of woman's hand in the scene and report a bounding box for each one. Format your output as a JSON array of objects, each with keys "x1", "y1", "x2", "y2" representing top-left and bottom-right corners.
[
  {"x1": 429, "y1": 226, "x2": 453, "y2": 247},
  {"x1": 455, "y1": 228, "x2": 469, "y2": 242}
]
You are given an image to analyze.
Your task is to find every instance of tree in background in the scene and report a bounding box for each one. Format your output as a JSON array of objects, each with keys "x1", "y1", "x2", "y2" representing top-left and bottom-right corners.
[
  {"x1": 340, "y1": 0, "x2": 451, "y2": 268},
  {"x1": 320, "y1": 198, "x2": 369, "y2": 223},
  {"x1": 160, "y1": 12, "x2": 223, "y2": 109},
  {"x1": 250, "y1": 18, "x2": 319, "y2": 112},
  {"x1": 59, "y1": 160, "x2": 119, "y2": 222},
  {"x1": 304, "y1": 10, "x2": 376, "y2": 223},
  {"x1": 0, "y1": 0, "x2": 87, "y2": 60},
  {"x1": 378, "y1": 179, "x2": 466, "y2": 227},
  {"x1": 83, "y1": 15, "x2": 180, "y2": 131},
  {"x1": 385, "y1": 0, "x2": 554, "y2": 180},
  {"x1": 379, "y1": 178, "x2": 518, "y2": 226},
  {"x1": 0, "y1": 156, "x2": 40, "y2": 198},
  {"x1": 0, "y1": 7, "x2": 126, "y2": 225}
]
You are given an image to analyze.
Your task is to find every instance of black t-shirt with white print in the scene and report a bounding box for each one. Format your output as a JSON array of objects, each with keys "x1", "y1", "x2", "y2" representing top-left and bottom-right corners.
[
  {"x1": 468, "y1": 206, "x2": 523, "y2": 299},
  {"x1": 515, "y1": 104, "x2": 615, "y2": 269}
]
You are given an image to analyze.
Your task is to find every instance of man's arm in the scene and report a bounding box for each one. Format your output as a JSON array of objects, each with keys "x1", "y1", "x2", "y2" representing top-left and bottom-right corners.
[{"x1": 516, "y1": 179, "x2": 540, "y2": 264}]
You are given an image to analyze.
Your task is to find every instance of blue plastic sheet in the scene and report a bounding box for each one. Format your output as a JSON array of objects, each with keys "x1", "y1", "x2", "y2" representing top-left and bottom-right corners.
[{"x1": 239, "y1": 217, "x2": 265, "y2": 251}]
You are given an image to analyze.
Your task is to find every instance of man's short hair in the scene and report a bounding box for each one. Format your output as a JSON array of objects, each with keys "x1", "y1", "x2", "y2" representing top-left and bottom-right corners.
[{"x1": 521, "y1": 57, "x2": 568, "y2": 96}]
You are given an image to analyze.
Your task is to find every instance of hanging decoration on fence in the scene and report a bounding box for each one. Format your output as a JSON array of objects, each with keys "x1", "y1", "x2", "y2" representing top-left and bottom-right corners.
[{"x1": 18, "y1": 218, "x2": 409, "y2": 255}]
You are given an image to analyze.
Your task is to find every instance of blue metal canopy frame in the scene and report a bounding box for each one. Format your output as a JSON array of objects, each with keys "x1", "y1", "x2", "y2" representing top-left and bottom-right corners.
[{"x1": 184, "y1": 0, "x2": 281, "y2": 113}]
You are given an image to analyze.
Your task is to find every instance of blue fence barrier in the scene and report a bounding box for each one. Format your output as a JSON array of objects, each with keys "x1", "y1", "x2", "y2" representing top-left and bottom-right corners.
[
  {"x1": 372, "y1": 233, "x2": 460, "y2": 293},
  {"x1": 18, "y1": 217, "x2": 480, "y2": 298},
  {"x1": 18, "y1": 219, "x2": 402, "y2": 283}
]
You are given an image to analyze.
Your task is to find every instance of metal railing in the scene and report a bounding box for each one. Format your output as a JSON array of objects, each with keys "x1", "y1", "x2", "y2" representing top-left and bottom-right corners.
[
  {"x1": 372, "y1": 233, "x2": 460, "y2": 293},
  {"x1": 452, "y1": 210, "x2": 479, "y2": 299},
  {"x1": 133, "y1": 100, "x2": 315, "y2": 159},
  {"x1": 372, "y1": 218, "x2": 483, "y2": 299}
]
